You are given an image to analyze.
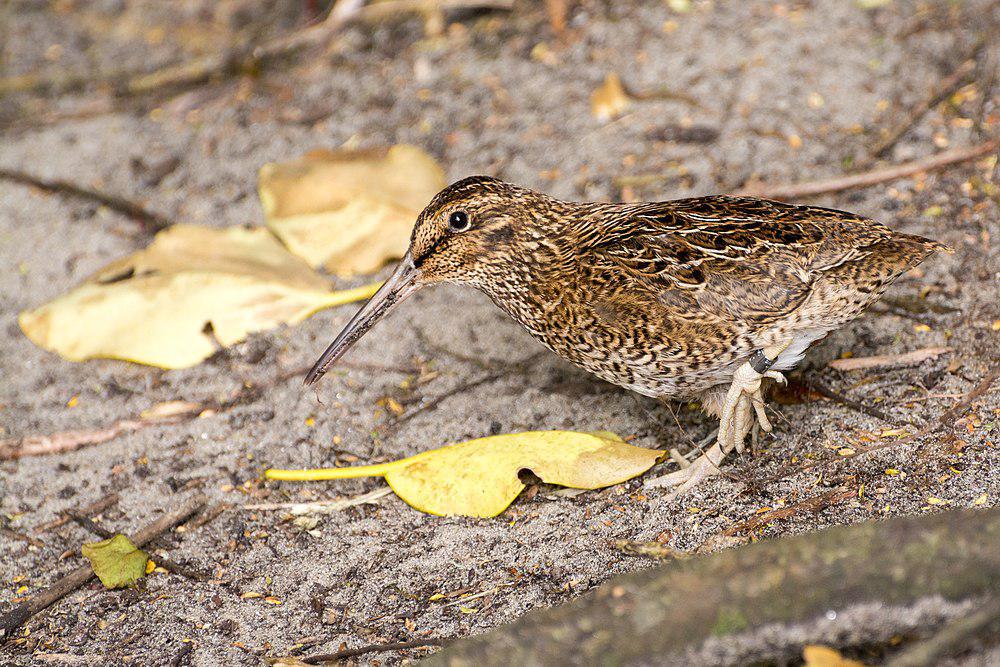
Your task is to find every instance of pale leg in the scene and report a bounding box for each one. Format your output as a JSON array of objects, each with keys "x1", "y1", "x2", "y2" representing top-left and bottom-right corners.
[{"x1": 645, "y1": 340, "x2": 790, "y2": 495}]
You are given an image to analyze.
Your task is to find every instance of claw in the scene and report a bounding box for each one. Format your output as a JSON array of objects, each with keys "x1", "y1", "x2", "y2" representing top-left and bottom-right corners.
[{"x1": 644, "y1": 346, "x2": 790, "y2": 496}]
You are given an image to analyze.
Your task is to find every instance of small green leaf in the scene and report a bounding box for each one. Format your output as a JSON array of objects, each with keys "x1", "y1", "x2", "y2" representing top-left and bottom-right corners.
[{"x1": 81, "y1": 534, "x2": 149, "y2": 589}]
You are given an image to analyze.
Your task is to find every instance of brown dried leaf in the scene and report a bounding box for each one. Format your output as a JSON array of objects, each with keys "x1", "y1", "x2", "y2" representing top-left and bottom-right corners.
[{"x1": 258, "y1": 145, "x2": 447, "y2": 276}]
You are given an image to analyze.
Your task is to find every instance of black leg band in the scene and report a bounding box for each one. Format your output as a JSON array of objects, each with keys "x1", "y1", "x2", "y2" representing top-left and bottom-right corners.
[{"x1": 749, "y1": 349, "x2": 775, "y2": 374}]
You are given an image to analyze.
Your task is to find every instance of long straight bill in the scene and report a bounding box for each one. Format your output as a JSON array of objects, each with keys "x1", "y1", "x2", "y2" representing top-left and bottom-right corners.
[{"x1": 304, "y1": 255, "x2": 421, "y2": 386}]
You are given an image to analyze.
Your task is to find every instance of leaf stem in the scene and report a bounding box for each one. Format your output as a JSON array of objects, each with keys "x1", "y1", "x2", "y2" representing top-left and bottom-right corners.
[{"x1": 265, "y1": 462, "x2": 396, "y2": 480}]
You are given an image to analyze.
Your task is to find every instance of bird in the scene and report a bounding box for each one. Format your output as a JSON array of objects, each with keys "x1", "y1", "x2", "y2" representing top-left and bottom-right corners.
[{"x1": 304, "y1": 176, "x2": 948, "y2": 494}]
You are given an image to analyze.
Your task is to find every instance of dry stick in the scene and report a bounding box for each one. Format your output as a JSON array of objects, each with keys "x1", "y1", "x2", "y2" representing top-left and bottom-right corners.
[
  {"x1": 0, "y1": 494, "x2": 207, "y2": 641},
  {"x1": 182, "y1": 501, "x2": 232, "y2": 531},
  {"x1": 0, "y1": 167, "x2": 172, "y2": 233},
  {"x1": 805, "y1": 379, "x2": 901, "y2": 426},
  {"x1": 300, "y1": 637, "x2": 448, "y2": 664},
  {"x1": 1, "y1": 419, "x2": 152, "y2": 461},
  {"x1": 377, "y1": 372, "x2": 504, "y2": 437},
  {"x1": 736, "y1": 139, "x2": 998, "y2": 200},
  {"x1": 721, "y1": 486, "x2": 855, "y2": 537},
  {"x1": 1, "y1": 0, "x2": 513, "y2": 98},
  {"x1": 34, "y1": 494, "x2": 120, "y2": 534},
  {"x1": 747, "y1": 366, "x2": 999, "y2": 492},
  {"x1": 0, "y1": 527, "x2": 44, "y2": 549},
  {"x1": 0, "y1": 358, "x2": 414, "y2": 461},
  {"x1": 827, "y1": 346, "x2": 952, "y2": 373},
  {"x1": 866, "y1": 55, "x2": 979, "y2": 161},
  {"x1": 66, "y1": 513, "x2": 208, "y2": 581}
]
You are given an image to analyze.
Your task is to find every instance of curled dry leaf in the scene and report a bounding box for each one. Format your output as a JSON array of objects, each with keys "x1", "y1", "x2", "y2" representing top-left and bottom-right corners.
[
  {"x1": 19, "y1": 225, "x2": 379, "y2": 369},
  {"x1": 591, "y1": 73, "x2": 631, "y2": 122},
  {"x1": 259, "y1": 145, "x2": 447, "y2": 276},
  {"x1": 266, "y1": 430, "x2": 662, "y2": 517},
  {"x1": 81, "y1": 534, "x2": 149, "y2": 589}
]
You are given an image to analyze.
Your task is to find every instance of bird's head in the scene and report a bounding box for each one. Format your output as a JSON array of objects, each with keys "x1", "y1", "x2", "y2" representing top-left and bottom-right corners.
[{"x1": 304, "y1": 176, "x2": 544, "y2": 385}]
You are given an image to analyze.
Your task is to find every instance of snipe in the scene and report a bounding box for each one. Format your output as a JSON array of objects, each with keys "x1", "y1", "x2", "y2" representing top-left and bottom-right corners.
[{"x1": 305, "y1": 177, "x2": 947, "y2": 493}]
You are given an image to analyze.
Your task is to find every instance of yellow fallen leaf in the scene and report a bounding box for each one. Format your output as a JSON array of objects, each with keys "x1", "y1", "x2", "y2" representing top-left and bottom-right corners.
[
  {"x1": 591, "y1": 73, "x2": 631, "y2": 121},
  {"x1": 19, "y1": 225, "x2": 379, "y2": 369},
  {"x1": 259, "y1": 145, "x2": 446, "y2": 276},
  {"x1": 803, "y1": 645, "x2": 864, "y2": 667},
  {"x1": 81, "y1": 535, "x2": 148, "y2": 589},
  {"x1": 266, "y1": 430, "x2": 662, "y2": 518}
]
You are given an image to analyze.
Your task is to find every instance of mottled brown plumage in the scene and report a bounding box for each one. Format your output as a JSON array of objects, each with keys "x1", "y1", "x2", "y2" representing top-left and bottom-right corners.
[{"x1": 307, "y1": 176, "x2": 947, "y2": 493}]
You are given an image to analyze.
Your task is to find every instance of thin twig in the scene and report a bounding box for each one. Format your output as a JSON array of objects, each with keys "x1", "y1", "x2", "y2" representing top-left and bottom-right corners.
[
  {"x1": 746, "y1": 366, "x2": 999, "y2": 491},
  {"x1": 0, "y1": 167, "x2": 172, "y2": 233},
  {"x1": 0, "y1": 0, "x2": 513, "y2": 98},
  {"x1": 866, "y1": 53, "x2": 980, "y2": 161},
  {"x1": 828, "y1": 347, "x2": 952, "y2": 372},
  {"x1": 377, "y1": 373, "x2": 505, "y2": 437},
  {"x1": 0, "y1": 527, "x2": 44, "y2": 549},
  {"x1": 805, "y1": 379, "x2": 902, "y2": 426},
  {"x1": 34, "y1": 494, "x2": 119, "y2": 534},
  {"x1": 67, "y1": 513, "x2": 208, "y2": 581},
  {"x1": 722, "y1": 486, "x2": 855, "y2": 536},
  {"x1": 1, "y1": 354, "x2": 423, "y2": 461},
  {"x1": 0, "y1": 494, "x2": 208, "y2": 640},
  {"x1": 1, "y1": 418, "x2": 158, "y2": 460},
  {"x1": 299, "y1": 637, "x2": 448, "y2": 664},
  {"x1": 182, "y1": 502, "x2": 232, "y2": 531},
  {"x1": 736, "y1": 139, "x2": 998, "y2": 200}
]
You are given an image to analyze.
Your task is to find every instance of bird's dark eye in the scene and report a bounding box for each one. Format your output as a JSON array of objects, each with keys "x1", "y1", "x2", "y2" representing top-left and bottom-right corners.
[{"x1": 448, "y1": 210, "x2": 471, "y2": 232}]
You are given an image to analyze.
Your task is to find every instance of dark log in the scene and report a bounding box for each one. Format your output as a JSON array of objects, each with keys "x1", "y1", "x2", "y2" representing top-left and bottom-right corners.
[{"x1": 429, "y1": 508, "x2": 999, "y2": 665}]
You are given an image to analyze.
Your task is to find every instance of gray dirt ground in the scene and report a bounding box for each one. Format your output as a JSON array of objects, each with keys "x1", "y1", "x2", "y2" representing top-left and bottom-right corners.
[{"x1": 1, "y1": 1, "x2": 998, "y2": 665}]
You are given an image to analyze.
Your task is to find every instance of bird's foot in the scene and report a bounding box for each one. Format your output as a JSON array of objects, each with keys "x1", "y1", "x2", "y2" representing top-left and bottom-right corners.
[
  {"x1": 719, "y1": 357, "x2": 786, "y2": 455},
  {"x1": 645, "y1": 438, "x2": 726, "y2": 495},
  {"x1": 645, "y1": 347, "x2": 788, "y2": 497}
]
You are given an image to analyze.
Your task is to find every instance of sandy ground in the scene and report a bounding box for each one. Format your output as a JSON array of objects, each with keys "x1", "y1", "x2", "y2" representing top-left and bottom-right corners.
[{"x1": 1, "y1": 1, "x2": 998, "y2": 665}]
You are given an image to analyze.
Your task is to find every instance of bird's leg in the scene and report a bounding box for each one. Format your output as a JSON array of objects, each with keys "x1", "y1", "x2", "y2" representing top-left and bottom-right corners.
[
  {"x1": 645, "y1": 340, "x2": 791, "y2": 495},
  {"x1": 717, "y1": 342, "x2": 790, "y2": 456}
]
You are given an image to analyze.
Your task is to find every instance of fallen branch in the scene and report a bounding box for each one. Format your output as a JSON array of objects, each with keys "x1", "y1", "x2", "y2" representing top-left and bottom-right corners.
[
  {"x1": 33, "y1": 494, "x2": 119, "y2": 534},
  {"x1": 736, "y1": 139, "x2": 998, "y2": 200},
  {"x1": 2, "y1": 358, "x2": 419, "y2": 461},
  {"x1": 0, "y1": 168, "x2": 172, "y2": 234},
  {"x1": 721, "y1": 486, "x2": 856, "y2": 536},
  {"x1": 804, "y1": 379, "x2": 901, "y2": 425},
  {"x1": 427, "y1": 509, "x2": 999, "y2": 665},
  {"x1": 614, "y1": 540, "x2": 691, "y2": 561},
  {"x1": 0, "y1": 0, "x2": 514, "y2": 98},
  {"x1": 828, "y1": 347, "x2": 952, "y2": 372},
  {"x1": 749, "y1": 366, "x2": 999, "y2": 490},
  {"x1": 0, "y1": 527, "x2": 44, "y2": 549},
  {"x1": 67, "y1": 513, "x2": 208, "y2": 581},
  {"x1": 1, "y1": 419, "x2": 151, "y2": 460},
  {"x1": 866, "y1": 54, "x2": 980, "y2": 161},
  {"x1": 0, "y1": 494, "x2": 207, "y2": 641},
  {"x1": 298, "y1": 637, "x2": 447, "y2": 664}
]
